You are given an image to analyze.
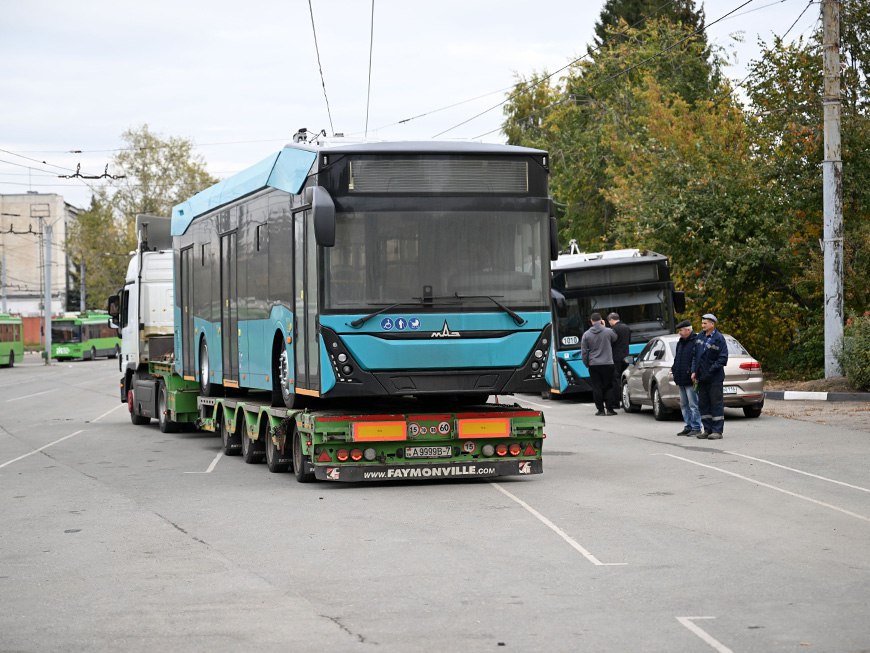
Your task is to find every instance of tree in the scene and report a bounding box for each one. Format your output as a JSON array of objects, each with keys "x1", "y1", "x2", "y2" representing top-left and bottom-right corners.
[
  {"x1": 593, "y1": 0, "x2": 707, "y2": 50},
  {"x1": 67, "y1": 125, "x2": 218, "y2": 309}
]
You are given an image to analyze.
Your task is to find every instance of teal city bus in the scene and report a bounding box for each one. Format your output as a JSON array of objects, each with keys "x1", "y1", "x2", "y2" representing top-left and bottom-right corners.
[
  {"x1": 0, "y1": 313, "x2": 24, "y2": 367},
  {"x1": 51, "y1": 311, "x2": 121, "y2": 361}
]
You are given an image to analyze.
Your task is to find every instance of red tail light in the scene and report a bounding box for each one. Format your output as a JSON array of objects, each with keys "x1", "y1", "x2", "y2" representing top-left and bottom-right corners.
[
  {"x1": 350, "y1": 448, "x2": 363, "y2": 461},
  {"x1": 739, "y1": 361, "x2": 761, "y2": 371},
  {"x1": 509, "y1": 443, "x2": 521, "y2": 456},
  {"x1": 495, "y1": 444, "x2": 508, "y2": 457},
  {"x1": 336, "y1": 449, "x2": 349, "y2": 462}
]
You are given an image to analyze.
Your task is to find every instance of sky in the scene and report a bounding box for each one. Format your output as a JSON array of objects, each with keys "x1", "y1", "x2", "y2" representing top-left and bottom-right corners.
[{"x1": 0, "y1": 0, "x2": 821, "y2": 211}]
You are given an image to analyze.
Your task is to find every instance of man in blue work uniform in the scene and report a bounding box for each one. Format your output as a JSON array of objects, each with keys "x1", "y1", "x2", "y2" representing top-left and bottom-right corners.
[{"x1": 691, "y1": 313, "x2": 729, "y2": 439}]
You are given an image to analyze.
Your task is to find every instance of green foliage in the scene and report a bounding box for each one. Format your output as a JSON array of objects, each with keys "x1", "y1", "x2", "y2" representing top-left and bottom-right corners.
[
  {"x1": 67, "y1": 124, "x2": 218, "y2": 309},
  {"x1": 839, "y1": 314, "x2": 870, "y2": 391},
  {"x1": 777, "y1": 316, "x2": 825, "y2": 378},
  {"x1": 593, "y1": 0, "x2": 706, "y2": 49}
]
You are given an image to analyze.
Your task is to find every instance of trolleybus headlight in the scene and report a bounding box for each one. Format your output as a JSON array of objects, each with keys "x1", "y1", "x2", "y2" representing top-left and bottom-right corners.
[
  {"x1": 350, "y1": 448, "x2": 363, "y2": 461},
  {"x1": 341, "y1": 364, "x2": 353, "y2": 376},
  {"x1": 482, "y1": 444, "x2": 495, "y2": 457},
  {"x1": 496, "y1": 444, "x2": 508, "y2": 457},
  {"x1": 534, "y1": 349, "x2": 544, "y2": 359},
  {"x1": 363, "y1": 448, "x2": 376, "y2": 461},
  {"x1": 337, "y1": 353, "x2": 347, "y2": 363},
  {"x1": 531, "y1": 361, "x2": 541, "y2": 371}
]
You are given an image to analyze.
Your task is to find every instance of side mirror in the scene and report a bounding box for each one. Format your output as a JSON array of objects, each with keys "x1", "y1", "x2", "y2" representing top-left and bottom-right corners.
[
  {"x1": 549, "y1": 216, "x2": 559, "y2": 261},
  {"x1": 673, "y1": 290, "x2": 686, "y2": 314},
  {"x1": 309, "y1": 186, "x2": 335, "y2": 247},
  {"x1": 624, "y1": 354, "x2": 636, "y2": 366},
  {"x1": 107, "y1": 295, "x2": 120, "y2": 322}
]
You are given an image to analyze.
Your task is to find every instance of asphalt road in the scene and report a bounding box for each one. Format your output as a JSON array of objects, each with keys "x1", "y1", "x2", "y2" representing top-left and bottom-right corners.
[{"x1": 1, "y1": 355, "x2": 868, "y2": 652}]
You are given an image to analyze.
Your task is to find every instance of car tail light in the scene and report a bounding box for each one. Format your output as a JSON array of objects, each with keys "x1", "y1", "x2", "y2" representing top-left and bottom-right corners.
[
  {"x1": 739, "y1": 361, "x2": 761, "y2": 371},
  {"x1": 509, "y1": 443, "x2": 521, "y2": 456}
]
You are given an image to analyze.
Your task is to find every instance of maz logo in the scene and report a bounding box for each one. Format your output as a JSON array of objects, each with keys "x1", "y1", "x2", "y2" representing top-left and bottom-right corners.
[{"x1": 431, "y1": 321, "x2": 461, "y2": 338}]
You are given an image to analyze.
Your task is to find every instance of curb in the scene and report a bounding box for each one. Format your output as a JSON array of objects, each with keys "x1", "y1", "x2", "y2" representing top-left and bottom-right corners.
[{"x1": 765, "y1": 390, "x2": 870, "y2": 402}]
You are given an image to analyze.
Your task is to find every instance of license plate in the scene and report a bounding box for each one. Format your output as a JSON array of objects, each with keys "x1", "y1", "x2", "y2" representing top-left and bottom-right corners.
[
  {"x1": 405, "y1": 445, "x2": 452, "y2": 459},
  {"x1": 723, "y1": 386, "x2": 738, "y2": 394}
]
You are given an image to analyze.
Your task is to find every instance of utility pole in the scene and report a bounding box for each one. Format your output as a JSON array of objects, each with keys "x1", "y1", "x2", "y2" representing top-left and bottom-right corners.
[
  {"x1": 822, "y1": 0, "x2": 844, "y2": 378},
  {"x1": 43, "y1": 221, "x2": 53, "y2": 365},
  {"x1": 79, "y1": 258, "x2": 86, "y2": 312}
]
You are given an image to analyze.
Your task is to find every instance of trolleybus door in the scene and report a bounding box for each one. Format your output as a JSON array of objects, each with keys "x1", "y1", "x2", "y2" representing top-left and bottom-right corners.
[
  {"x1": 220, "y1": 232, "x2": 239, "y2": 384},
  {"x1": 293, "y1": 211, "x2": 320, "y2": 393},
  {"x1": 180, "y1": 246, "x2": 195, "y2": 376}
]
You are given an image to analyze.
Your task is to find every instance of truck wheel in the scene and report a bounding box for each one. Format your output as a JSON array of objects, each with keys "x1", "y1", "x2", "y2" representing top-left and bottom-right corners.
[
  {"x1": 241, "y1": 413, "x2": 265, "y2": 464},
  {"x1": 128, "y1": 388, "x2": 150, "y2": 426},
  {"x1": 199, "y1": 339, "x2": 214, "y2": 397},
  {"x1": 220, "y1": 411, "x2": 242, "y2": 456},
  {"x1": 652, "y1": 386, "x2": 670, "y2": 421},
  {"x1": 621, "y1": 381, "x2": 641, "y2": 413},
  {"x1": 265, "y1": 424, "x2": 289, "y2": 473},
  {"x1": 157, "y1": 382, "x2": 177, "y2": 433},
  {"x1": 292, "y1": 424, "x2": 315, "y2": 483}
]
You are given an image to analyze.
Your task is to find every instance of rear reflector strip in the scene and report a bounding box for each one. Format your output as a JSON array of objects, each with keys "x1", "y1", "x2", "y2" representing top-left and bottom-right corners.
[
  {"x1": 456, "y1": 418, "x2": 511, "y2": 438},
  {"x1": 352, "y1": 421, "x2": 408, "y2": 442}
]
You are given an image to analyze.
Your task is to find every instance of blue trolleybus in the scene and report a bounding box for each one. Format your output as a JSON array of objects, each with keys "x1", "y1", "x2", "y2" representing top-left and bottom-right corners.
[
  {"x1": 546, "y1": 244, "x2": 685, "y2": 396},
  {"x1": 172, "y1": 140, "x2": 558, "y2": 407}
]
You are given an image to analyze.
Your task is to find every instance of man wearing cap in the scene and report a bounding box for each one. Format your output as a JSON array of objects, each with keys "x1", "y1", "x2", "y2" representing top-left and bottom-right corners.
[
  {"x1": 691, "y1": 314, "x2": 729, "y2": 439},
  {"x1": 671, "y1": 320, "x2": 702, "y2": 436}
]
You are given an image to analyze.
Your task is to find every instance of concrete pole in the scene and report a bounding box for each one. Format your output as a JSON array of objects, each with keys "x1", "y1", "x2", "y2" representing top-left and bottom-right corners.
[
  {"x1": 822, "y1": 0, "x2": 844, "y2": 378},
  {"x1": 44, "y1": 223, "x2": 52, "y2": 365},
  {"x1": 1, "y1": 248, "x2": 6, "y2": 313},
  {"x1": 80, "y1": 258, "x2": 86, "y2": 312}
]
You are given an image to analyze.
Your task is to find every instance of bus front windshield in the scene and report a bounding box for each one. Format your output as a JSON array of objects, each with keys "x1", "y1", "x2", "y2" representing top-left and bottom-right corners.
[
  {"x1": 324, "y1": 210, "x2": 549, "y2": 312},
  {"x1": 52, "y1": 323, "x2": 82, "y2": 343},
  {"x1": 555, "y1": 289, "x2": 669, "y2": 348}
]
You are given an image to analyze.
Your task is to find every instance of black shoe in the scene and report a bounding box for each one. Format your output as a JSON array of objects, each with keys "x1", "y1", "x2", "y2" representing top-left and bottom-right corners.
[
  {"x1": 606, "y1": 410, "x2": 617, "y2": 416},
  {"x1": 676, "y1": 427, "x2": 691, "y2": 436},
  {"x1": 707, "y1": 432, "x2": 723, "y2": 440},
  {"x1": 687, "y1": 430, "x2": 702, "y2": 437},
  {"x1": 696, "y1": 431, "x2": 710, "y2": 439},
  {"x1": 595, "y1": 410, "x2": 606, "y2": 416}
]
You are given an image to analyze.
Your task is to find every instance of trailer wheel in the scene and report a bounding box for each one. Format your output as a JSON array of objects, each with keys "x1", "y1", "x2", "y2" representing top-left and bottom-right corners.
[
  {"x1": 241, "y1": 414, "x2": 265, "y2": 464},
  {"x1": 199, "y1": 338, "x2": 214, "y2": 396},
  {"x1": 265, "y1": 424, "x2": 289, "y2": 473},
  {"x1": 128, "y1": 388, "x2": 150, "y2": 426},
  {"x1": 292, "y1": 424, "x2": 315, "y2": 483},
  {"x1": 157, "y1": 382, "x2": 177, "y2": 433},
  {"x1": 220, "y1": 410, "x2": 242, "y2": 456}
]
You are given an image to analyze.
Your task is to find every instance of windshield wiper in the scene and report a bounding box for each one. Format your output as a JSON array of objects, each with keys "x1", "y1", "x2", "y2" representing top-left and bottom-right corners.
[{"x1": 453, "y1": 293, "x2": 527, "y2": 326}]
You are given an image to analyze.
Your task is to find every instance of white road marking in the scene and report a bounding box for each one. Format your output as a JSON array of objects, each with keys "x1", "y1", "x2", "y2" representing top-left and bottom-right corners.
[
  {"x1": 676, "y1": 617, "x2": 734, "y2": 653},
  {"x1": 91, "y1": 403, "x2": 126, "y2": 423},
  {"x1": 661, "y1": 454, "x2": 870, "y2": 523},
  {"x1": 5, "y1": 389, "x2": 56, "y2": 403},
  {"x1": 0, "y1": 430, "x2": 85, "y2": 470},
  {"x1": 184, "y1": 452, "x2": 223, "y2": 474},
  {"x1": 725, "y1": 450, "x2": 870, "y2": 494},
  {"x1": 491, "y1": 482, "x2": 627, "y2": 566}
]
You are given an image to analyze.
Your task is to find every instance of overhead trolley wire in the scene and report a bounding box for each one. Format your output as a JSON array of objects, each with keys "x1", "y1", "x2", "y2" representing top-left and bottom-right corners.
[
  {"x1": 365, "y1": 0, "x2": 375, "y2": 139},
  {"x1": 307, "y1": 0, "x2": 335, "y2": 136}
]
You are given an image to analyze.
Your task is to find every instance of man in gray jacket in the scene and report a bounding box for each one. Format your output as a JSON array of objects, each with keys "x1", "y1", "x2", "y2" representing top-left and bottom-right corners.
[{"x1": 581, "y1": 312, "x2": 618, "y2": 416}]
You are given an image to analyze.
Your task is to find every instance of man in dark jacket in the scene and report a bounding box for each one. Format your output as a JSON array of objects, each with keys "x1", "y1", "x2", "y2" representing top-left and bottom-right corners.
[
  {"x1": 581, "y1": 312, "x2": 618, "y2": 416},
  {"x1": 607, "y1": 312, "x2": 631, "y2": 410},
  {"x1": 671, "y1": 320, "x2": 702, "y2": 436},
  {"x1": 691, "y1": 313, "x2": 729, "y2": 439}
]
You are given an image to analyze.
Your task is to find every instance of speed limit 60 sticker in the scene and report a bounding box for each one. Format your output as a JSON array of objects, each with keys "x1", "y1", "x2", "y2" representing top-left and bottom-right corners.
[{"x1": 409, "y1": 421, "x2": 453, "y2": 436}]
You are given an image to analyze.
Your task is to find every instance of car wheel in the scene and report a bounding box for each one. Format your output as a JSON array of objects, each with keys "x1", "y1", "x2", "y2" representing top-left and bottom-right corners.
[
  {"x1": 652, "y1": 385, "x2": 670, "y2": 421},
  {"x1": 743, "y1": 404, "x2": 763, "y2": 418},
  {"x1": 622, "y1": 380, "x2": 641, "y2": 413}
]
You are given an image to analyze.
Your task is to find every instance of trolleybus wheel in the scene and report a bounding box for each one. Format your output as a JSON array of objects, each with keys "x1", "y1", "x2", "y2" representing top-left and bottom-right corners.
[
  {"x1": 273, "y1": 345, "x2": 306, "y2": 409},
  {"x1": 90, "y1": 346, "x2": 97, "y2": 361},
  {"x1": 157, "y1": 382, "x2": 177, "y2": 433},
  {"x1": 292, "y1": 424, "x2": 315, "y2": 483},
  {"x1": 7, "y1": 351, "x2": 13, "y2": 367},
  {"x1": 109, "y1": 344, "x2": 119, "y2": 359},
  {"x1": 199, "y1": 338, "x2": 214, "y2": 397},
  {"x1": 221, "y1": 411, "x2": 242, "y2": 456}
]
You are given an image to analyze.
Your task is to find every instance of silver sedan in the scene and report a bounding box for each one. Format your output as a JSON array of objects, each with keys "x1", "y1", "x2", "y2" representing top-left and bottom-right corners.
[{"x1": 620, "y1": 333, "x2": 765, "y2": 420}]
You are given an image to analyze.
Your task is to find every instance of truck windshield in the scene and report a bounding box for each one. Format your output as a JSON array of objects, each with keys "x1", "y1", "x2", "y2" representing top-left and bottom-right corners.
[{"x1": 323, "y1": 210, "x2": 549, "y2": 312}]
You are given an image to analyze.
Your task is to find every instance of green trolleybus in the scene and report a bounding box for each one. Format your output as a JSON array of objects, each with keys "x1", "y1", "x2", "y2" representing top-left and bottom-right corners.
[
  {"x1": 51, "y1": 311, "x2": 121, "y2": 361},
  {"x1": 0, "y1": 313, "x2": 24, "y2": 367}
]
